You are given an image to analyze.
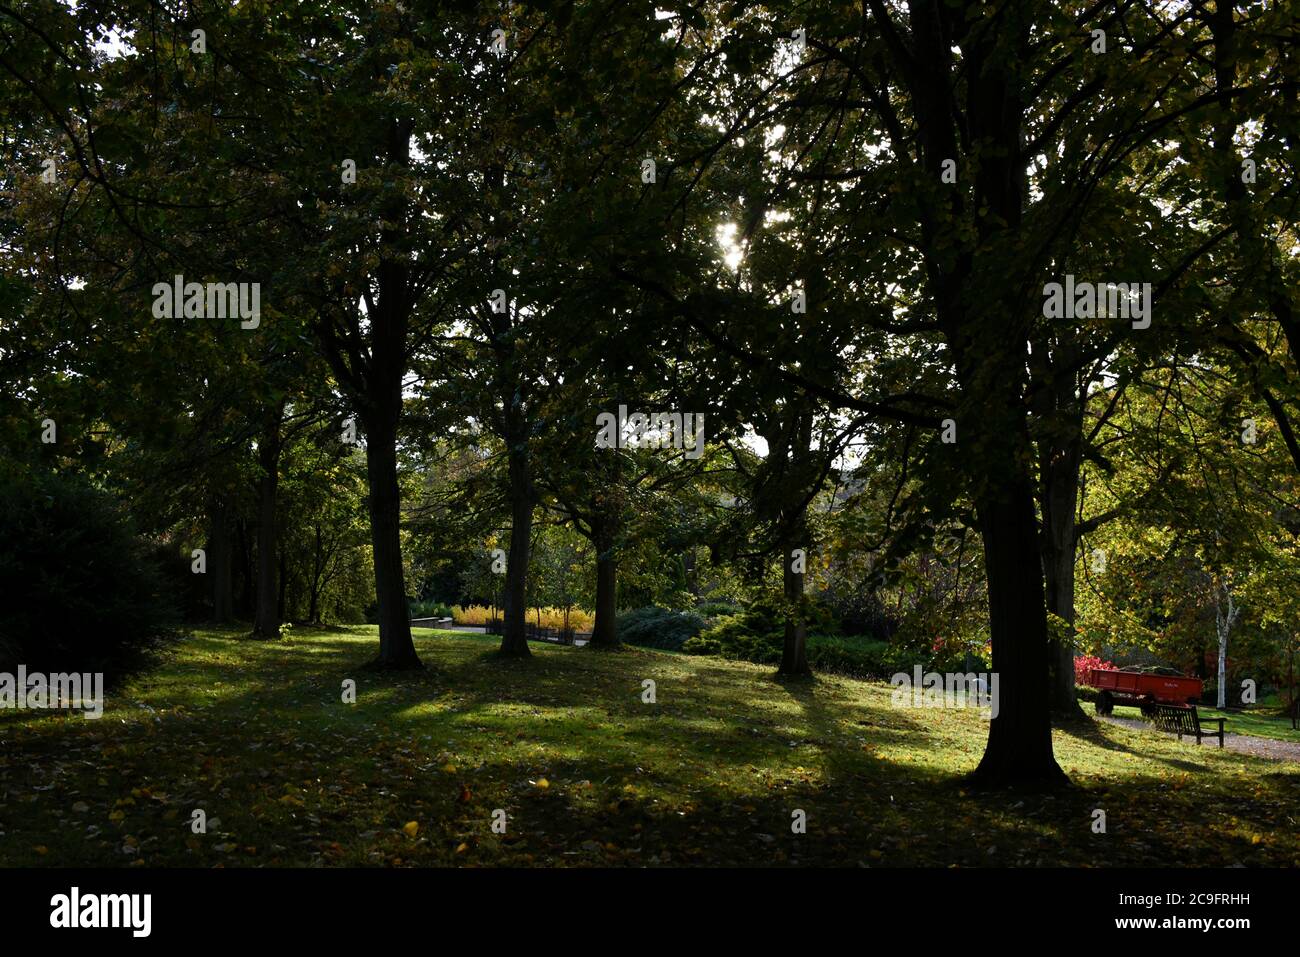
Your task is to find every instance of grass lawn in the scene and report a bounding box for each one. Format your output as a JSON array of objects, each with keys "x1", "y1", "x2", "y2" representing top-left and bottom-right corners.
[
  {"x1": 1111, "y1": 703, "x2": 1300, "y2": 744},
  {"x1": 2, "y1": 625, "x2": 1297, "y2": 867}
]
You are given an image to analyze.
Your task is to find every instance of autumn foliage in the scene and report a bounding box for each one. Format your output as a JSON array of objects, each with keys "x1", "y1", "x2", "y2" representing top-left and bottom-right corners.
[{"x1": 1074, "y1": 654, "x2": 1118, "y2": 684}]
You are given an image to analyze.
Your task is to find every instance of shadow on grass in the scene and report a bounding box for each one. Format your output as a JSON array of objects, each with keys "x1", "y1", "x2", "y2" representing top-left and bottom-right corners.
[
  {"x1": 1, "y1": 627, "x2": 1296, "y2": 867},
  {"x1": 1055, "y1": 716, "x2": 1206, "y2": 773}
]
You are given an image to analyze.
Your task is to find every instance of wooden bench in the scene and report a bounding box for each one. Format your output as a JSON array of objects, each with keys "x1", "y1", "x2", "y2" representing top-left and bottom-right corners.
[
  {"x1": 524, "y1": 623, "x2": 576, "y2": 645},
  {"x1": 1142, "y1": 703, "x2": 1226, "y2": 748}
]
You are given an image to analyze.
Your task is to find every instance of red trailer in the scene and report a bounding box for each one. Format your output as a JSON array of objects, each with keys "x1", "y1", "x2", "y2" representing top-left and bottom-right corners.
[{"x1": 1086, "y1": 668, "x2": 1202, "y2": 715}]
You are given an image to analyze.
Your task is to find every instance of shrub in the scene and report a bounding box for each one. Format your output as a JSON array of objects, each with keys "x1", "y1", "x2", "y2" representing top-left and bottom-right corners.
[
  {"x1": 683, "y1": 610, "x2": 982, "y2": 679},
  {"x1": 0, "y1": 469, "x2": 177, "y2": 678},
  {"x1": 451, "y1": 604, "x2": 495, "y2": 625},
  {"x1": 409, "y1": 599, "x2": 453, "y2": 620},
  {"x1": 692, "y1": 601, "x2": 741, "y2": 619},
  {"x1": 451, "y1": 604, "x2": 595, "y2": 630},
  {"x1": 805, "y1": 635, "x2": 895, "y2": 678},
  {"x1": 683, "y1": 621, "x2": 903, "y2": 678},
  {"x1": 617, "y1": 606, "x2": 706, "y2": 651},
  {"x1": 1074, "y1": 653, "x2": 1117, "y2": 684},
  {"x1": 683, "y1": 613, "x2": 781, "y2": 663},
  {"x1": 537, "y1": 606, "x2": 595, "y2": 631}
]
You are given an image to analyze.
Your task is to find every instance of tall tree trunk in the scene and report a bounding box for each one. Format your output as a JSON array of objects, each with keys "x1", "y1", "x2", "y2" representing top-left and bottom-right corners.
[
  {"x1": 250, "y1": 411, "x2": 282, "y2": 639},
  {"x1": 1043, "y1": 537, "x2": 1080, "y2": 717},
  {"x1": 589, "y1": 517, "x2": 620, "y2": 648},
  {"x1": 499, "y1": 435, "x2": 534, "y2": 657},
  {"x1": 349, "y1": 114, "x2": 423, "y2": 670},
  {"x1": 308, "y1": 524, "x2": 322, "y2": 624},
  {"x1": 778, "y1": 533, "x2": 810, "y2": 677},
  {"x1": 1039, "y1": 406, "x2": 1085, "y2": 719},
  {"x1": 236, "y1": 518, "x2": 254, "y2": 618},
  {"x1": 278, "y1": 549, "x2": 288, "y2": 621},
  {"x1": 971, "y1": 470, "x2": 1067, "y2": 785},
  {"x1": 776, "y1": 396, "x2": 813, "y2": 678},
  {"x1": 958, "y1": 343, "x2": 1066, "y2": 785},
  {"x1": 208, "y1": 496, "x2": 234, "y2": 623},
  {"x1": 362, "y1": 409, "x2": 421, "y2": 668},
  {"x1": 913, "y1": 1, "x2": 1063, "y2": 785},
  {"x1": 758, "y1": 401, "x2": 814, "y2": 677}
]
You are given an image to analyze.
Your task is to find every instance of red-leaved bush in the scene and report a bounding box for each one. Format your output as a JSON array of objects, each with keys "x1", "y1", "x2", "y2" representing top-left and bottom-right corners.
[{"x1": 1074, "y1": 654, "x2": 1117, "y2": 683}]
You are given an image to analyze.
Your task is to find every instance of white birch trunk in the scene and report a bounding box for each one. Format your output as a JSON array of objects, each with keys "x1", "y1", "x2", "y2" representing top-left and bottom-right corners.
[{"x1": 1213, "y1": 580, "x2": 1238, "y2": 710}]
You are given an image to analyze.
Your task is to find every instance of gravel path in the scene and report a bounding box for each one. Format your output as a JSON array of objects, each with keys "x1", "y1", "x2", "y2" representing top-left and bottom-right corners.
[{"x1": 1098, "y1": 714, "x2": 1300, "y2": 762}]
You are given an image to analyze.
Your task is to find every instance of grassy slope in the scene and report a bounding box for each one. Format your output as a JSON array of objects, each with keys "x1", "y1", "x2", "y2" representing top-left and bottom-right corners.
[{"x1": 1, "y1": 625, "x2": 1296, "y2": 867}]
